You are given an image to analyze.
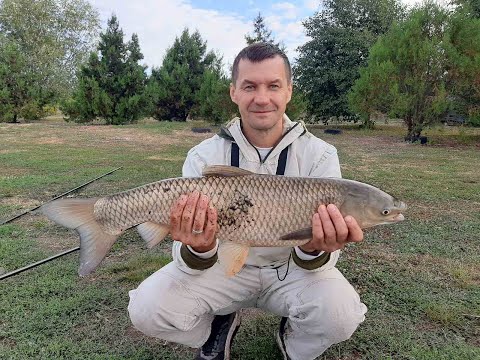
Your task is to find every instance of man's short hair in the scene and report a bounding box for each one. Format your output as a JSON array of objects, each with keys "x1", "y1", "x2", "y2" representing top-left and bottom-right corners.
[{"x1": 231, "y1": 42, "x2": 292, "y2": 85}]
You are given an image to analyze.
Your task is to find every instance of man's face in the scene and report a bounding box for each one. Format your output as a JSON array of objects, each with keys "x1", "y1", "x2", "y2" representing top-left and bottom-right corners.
[{"x1": 230, "y1": 56, "x2": 292, "y2": 137}]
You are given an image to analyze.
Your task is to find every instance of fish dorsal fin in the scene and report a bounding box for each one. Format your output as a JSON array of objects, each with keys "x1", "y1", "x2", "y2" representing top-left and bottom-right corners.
[
  {"x1": 137, "y1": 222, "x2": 170, "y2": 249},
  {"x1": 280, "y1": 227, "x2": 313, "y2": 240},
  {"x1": 218, "y1": 241, "x2": 250, "y2": 276},
  {"x1": 202, "y1": 165, "x2": 254, "y2": 177}
]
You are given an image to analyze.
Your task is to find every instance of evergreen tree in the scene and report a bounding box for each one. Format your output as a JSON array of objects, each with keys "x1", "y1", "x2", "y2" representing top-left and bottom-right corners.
[
  {"x1": 445, "y1": 0, "x2": 480, "y2": 125},
  {"x1": 63, "y1": 15, "x2": 148, "y2": 124},
  {"x1": 349, "y1": 2, "x2": 450, "y2": 139},
  {"x1": 245, "y1": 13, "x2": 285, "y2": 51},
  {"x1": 295, "y1": 0, "x2": 404, "y2": 124},
  {"x1": 192, "y1": 69, "x2": 238, "y2": 124},
  {"x1": 149, "y1": 28, "x2": 220, "y2": 121}
]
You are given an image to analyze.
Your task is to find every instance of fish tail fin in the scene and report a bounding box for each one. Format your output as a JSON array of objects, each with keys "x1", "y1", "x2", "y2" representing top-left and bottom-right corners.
[{"x1": 41, "y1": 198, "x2": 119, "y2": 276}]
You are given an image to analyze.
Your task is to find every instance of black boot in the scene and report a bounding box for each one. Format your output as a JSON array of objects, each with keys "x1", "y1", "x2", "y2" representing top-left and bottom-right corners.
[
  {"x1": 194, "y1": 312, "x2": 241, "y2": 360},
  {"x1": 276, "y1": 317, "x2": 291, "y2": 360}
]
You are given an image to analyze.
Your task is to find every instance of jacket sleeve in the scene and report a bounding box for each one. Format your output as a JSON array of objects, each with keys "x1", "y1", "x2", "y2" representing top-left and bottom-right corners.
[
  {"x1": 309, "y1": 144, "x2": 342, "y2": 178},
  {"x1": 171, "y1": 148, "x2": 219, "y2": 275},
  {"x1": 293, "y1": 144, "x2": 342, "y2": 272}
]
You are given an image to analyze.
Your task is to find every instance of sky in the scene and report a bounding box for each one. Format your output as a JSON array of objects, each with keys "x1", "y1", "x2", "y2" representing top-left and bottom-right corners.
[{"x1": 90, "y1": 0, "x2": 425, "y2": 72}]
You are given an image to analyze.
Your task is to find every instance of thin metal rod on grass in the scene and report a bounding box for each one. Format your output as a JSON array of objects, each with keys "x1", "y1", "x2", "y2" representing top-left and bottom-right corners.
[
  {"x1": 0, "y1": 166, "x2": 122, "y2": 226},
  {"x1": 0, "y1": 247, "x2": 80, "y2": 281}
]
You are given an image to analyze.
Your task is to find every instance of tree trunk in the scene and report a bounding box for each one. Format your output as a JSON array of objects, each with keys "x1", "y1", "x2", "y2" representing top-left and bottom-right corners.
[
  {"x1": 361, "y1": 114, "x2": 375, "y2": 129},
  {"x1": 405, "y1": 116, "x2": 423, "y2": 141},
  {"x1": 405, "y1": 116, "x2": 415, "y2": 141},
  {"x1": 10, "y1": 113, "x2": 19, "y2": 123}
]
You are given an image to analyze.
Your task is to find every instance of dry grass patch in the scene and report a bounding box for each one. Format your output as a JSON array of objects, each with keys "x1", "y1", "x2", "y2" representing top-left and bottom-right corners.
[
  {"x1": 35, "y1": 227, "x2": 78, "y2": 253},
  {"x1": 146, "y1": 155, "x2": 187, "y2": 162},
  {"x1": 0, "y1": 196, "x2": 40, "y2": 208},
  {"x1": 0, "y1": 149, "x2": 27, "y2": 154}
]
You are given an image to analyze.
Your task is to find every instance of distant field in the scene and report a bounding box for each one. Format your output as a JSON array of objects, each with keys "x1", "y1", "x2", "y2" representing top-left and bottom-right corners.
[{"x1": 1, "y1": 118, "x2": 479, "y2": 359}]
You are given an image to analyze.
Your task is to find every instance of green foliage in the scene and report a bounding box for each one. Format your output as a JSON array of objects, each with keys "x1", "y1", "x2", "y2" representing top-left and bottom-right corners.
[
  {"x1": 192, "y1": 70, "x2": 237, "y2": 124},
  {"x1": 466, "y1": 108, "x2": 480, "y2": 126},
  {"x1": 0, "y1": 0, "x2": 100, "y2": 101},
  {"x1": 452, "y1": 0, "x2": 480, "y2": 18},
  {"x1": 443, "y1": 3, "x2": 480, "y2": 126},
  {"x1": 349, "y1": 1, "x2": 478, "y2": 138},
  {"x1": 19, "y1": 101, "x2": 45, "y2": 121},
  {"x1": 62, "y1": 16, "x2": 148, "y2": 124},
  {"x1": 148, "y1": 28, "x2": 222, "y2": 121},
  {"x1": 349, "y1": 0, "x2": 480, "y2": 133},
  {"x1": 286, "y1": 88, "x2": 308, "y2": 121},
  {"x1": 0, "y1": 38, "x2": 30, "y2": 122},
  {"x1": 245, "y1": 12, "x2": 285, "y2": 51},
  {"x1": 295, "y1": 0, "x2": 404, "y2": 123},
  {"x1": 0, "y1": 36, "x2": 50, "y2": 122}
]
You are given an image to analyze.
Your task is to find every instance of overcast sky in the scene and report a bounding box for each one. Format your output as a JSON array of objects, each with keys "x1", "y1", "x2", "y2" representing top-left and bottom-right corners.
[{"x1": 90, "y1": 0, "x2": 428, "y2": 72}]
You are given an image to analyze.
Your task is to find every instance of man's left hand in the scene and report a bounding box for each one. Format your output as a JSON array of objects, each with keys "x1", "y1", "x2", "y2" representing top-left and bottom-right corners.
[{"x1": 299, "y1": 204, "x2": 363, "y2": 254}]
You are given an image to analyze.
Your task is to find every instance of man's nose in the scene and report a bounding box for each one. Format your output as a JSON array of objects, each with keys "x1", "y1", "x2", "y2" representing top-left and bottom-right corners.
[{"x1": 254, "y1": 88, "x2": 269, "y2": 105}]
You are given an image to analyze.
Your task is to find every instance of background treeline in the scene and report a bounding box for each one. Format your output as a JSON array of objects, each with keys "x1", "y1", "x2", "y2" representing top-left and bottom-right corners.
[{"x1": 1, "y1": 0, "x2": 479, "y2": 138}]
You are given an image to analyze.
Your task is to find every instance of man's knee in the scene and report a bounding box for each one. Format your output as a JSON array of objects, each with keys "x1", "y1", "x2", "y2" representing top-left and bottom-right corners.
[
  {"x1": 293, "y1": 280, "x2": 367, "y2": 342},
  {"x1": 128, "y1": 270, "x2": 203, "y2": 337}
]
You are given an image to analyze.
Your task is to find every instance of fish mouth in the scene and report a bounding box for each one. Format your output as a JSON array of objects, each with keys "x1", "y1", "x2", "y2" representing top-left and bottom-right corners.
[{"x1": 391, "y1": 213, "x2": 405, "y2": 222}]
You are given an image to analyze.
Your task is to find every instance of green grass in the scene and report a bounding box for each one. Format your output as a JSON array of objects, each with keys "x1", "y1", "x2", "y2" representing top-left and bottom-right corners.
[{"x1": 1, "y1": 119, "x2": 479, "y2": 359}]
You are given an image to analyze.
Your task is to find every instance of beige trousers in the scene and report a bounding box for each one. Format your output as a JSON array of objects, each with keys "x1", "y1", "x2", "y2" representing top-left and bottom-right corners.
[{"x1": 128, "y1": 260, "x2": 367, "y2": 360}]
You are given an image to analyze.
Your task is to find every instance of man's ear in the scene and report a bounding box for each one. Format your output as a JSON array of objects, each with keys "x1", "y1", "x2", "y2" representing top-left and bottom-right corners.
[{"x1": 230, "y1": 83, "x2": 238, "y2": 104}]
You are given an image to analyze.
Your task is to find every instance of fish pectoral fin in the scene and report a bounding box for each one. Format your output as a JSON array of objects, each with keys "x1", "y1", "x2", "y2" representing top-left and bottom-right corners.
[
  {"x1": 202, "y1": 165, "x2": 254, "y2": 177},
  {"x1": 280, "y1": 227, "x2": 313, "y2": 240},
  {"x1": 218, "y1": 241, "x2": 250, "y2": 277},
  {"x1": 137, "y1": 222, "x2": 170, "y2": 249}
]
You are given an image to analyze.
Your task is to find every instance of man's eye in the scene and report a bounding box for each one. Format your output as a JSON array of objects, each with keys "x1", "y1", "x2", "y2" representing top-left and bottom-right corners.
[
  {"x1": 244, "y1": 85, "x2": 254, "y2": 91},
  {"x1": 270, "y1": 84, "x2": 280, "y2": 89}
]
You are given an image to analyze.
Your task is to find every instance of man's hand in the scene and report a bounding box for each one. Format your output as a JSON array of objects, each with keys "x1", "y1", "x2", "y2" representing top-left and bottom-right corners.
[
  {"x1": 299, "y1": 204, "x2": 363, "y2": 254},
  {"x1": 170, "y1": 191, "x2": 218, "y2": 253}
]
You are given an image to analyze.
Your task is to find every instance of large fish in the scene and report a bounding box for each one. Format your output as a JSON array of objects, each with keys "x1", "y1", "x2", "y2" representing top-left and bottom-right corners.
[{"x1": 41, "y1": 165, "x2": 407, "y2": 276}]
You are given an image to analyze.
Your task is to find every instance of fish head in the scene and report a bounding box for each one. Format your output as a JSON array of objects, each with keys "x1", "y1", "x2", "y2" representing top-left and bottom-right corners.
[{"x1": 339, "y1": 184, "x2": 407, "y2": 229}]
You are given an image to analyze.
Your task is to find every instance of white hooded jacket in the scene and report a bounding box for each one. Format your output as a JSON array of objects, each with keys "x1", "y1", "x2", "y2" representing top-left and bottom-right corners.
[{"x1": 172, "y1": 115, "x2": 342, "y2": 274}]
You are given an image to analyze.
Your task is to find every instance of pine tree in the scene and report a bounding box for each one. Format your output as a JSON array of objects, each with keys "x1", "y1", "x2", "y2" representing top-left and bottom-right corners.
[
  {"x1": 245, "y1": 13, "x2": 285, "y2": 51},
  {"x1": 193, "y1": 68, "x2": 238, "y2": 124},
  {"x1": 148, "y1": 28, "x2": 220, "y2": 121},
  {"x1": 63, "y1": 15, "x2": 147, "y2": 124}
]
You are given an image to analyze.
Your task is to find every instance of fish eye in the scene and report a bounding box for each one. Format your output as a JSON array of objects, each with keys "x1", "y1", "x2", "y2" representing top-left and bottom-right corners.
[{"x1": 382, "y1": 209, "x2": 390, "y2": 216}]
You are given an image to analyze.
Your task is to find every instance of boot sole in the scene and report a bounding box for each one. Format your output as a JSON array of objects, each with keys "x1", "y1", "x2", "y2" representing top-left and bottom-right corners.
[{"x1": 224, "y1": 312, "x2": 241, "y2": 360}]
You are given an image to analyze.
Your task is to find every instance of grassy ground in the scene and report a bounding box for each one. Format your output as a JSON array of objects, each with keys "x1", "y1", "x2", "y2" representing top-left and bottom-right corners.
[{"x1": 1, "y1": 118, "x2": 479, "y2": 359}]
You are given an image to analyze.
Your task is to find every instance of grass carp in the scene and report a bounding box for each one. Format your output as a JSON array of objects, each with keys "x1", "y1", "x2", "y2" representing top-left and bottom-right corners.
[{"x1": 41, "y1": 165, "x2": 407, "y2": 276}]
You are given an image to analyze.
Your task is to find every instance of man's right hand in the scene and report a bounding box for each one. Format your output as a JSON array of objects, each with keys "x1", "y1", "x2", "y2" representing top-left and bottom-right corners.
[{"x1": 169, "y1": 191, "x2": 218, "y2": 253}]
